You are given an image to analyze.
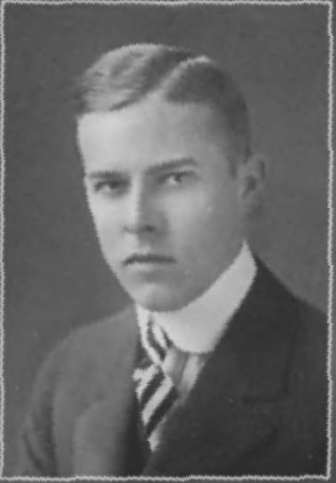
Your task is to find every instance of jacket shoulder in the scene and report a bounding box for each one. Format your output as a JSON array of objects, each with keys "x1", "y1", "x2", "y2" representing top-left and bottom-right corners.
[
  {"x1": 46, "y1": 306, "x2": 137, "y2": 385},
  {"x1": 256, "y1": 259, "x2": 326, "y2": 327},
  {"x1": 257, "y1": 260, "x2": 328, "y2": 391},
  {"x1": 14, "y1": 307, "x2": 138, "y2": 476},
  {"x1": 62, "y1": 306, "x2": 136, "y2": 356}
]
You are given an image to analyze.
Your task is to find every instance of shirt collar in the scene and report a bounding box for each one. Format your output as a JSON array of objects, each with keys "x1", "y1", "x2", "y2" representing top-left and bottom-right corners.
[{"x1": 136, "y1": 242, "x2": 257, "y2": 354}]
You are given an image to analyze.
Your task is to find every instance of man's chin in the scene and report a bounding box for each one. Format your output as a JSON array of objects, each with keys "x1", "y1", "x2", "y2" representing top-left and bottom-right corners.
[{"x1": 124, "y1": 283, "x2": 186, "y2": 312}]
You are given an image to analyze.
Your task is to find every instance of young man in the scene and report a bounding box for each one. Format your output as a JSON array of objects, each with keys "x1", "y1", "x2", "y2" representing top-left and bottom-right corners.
[{"x1": 16, "y1": 44, "x2": 328, "y2": 477}]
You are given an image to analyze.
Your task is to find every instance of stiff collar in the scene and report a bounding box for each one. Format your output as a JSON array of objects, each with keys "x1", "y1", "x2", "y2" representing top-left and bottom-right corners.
[{"x1": 136, "y1": 242, "x2": 256, "y2": 354}]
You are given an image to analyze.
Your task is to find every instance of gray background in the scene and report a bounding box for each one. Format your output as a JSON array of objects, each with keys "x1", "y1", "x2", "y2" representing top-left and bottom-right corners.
[{"x1": 4, "y1": 3, "x2": 330, "y2": 475}]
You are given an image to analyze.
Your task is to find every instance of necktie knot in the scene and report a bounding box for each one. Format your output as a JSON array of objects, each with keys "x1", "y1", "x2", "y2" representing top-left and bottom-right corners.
[{"x1": 142, "y1": 318, "x2": 172, "y2": 366}]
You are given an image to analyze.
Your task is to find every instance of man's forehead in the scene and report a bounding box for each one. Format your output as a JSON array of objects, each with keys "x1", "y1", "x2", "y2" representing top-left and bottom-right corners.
[
  {"x1": 76, "y1": 96, "x2": 233, "y2": 176},
  {"x1": 76, "y1": 96, "x2": 224, "y2": 143}
]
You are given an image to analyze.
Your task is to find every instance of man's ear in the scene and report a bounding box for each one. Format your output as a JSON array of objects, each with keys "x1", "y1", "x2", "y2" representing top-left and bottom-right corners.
[{"x1": 237, "y1": 153, "x2": 267, "y2": 216}]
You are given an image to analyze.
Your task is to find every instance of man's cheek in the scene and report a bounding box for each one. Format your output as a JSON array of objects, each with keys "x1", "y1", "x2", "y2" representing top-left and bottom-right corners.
[
  {"x1": 99, "y1": 227, "x2": 118, "y2": 248},
  {"x1": 90, "y1": 207, "x2": 116, "y2": 233},
  {"x1": 92, "y1": 221, "x2": 118, "y2": 255}
]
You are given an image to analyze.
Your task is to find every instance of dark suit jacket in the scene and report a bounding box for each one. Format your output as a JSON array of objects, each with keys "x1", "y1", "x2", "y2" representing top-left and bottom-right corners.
[{"x1": 15, "y1": 262, "x2": 328, "y2": 477}]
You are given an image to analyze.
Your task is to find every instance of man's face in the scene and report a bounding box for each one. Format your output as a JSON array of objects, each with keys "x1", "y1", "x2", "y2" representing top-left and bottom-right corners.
[{"x1": 77, "y1": 96, "x2": 246, "y2": 311}]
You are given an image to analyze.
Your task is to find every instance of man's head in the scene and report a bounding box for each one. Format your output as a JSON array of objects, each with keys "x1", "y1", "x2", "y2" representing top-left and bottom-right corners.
[{"x1": 75, "y1": 43, "x2": 265, "y2": 311}]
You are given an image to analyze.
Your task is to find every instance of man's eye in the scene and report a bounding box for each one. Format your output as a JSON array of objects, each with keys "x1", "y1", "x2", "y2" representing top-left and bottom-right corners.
[
  {"x1": 92, "y1": 179, "x2": 127, "y2": 195},
  {"x1": 161, "y1": 171, "x2": 192, "y2": 186}
]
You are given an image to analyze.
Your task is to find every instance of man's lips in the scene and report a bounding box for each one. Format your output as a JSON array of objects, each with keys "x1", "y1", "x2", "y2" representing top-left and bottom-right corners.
[{"x1": 123, "y1": 254, "x2": 175, "y2": 266}]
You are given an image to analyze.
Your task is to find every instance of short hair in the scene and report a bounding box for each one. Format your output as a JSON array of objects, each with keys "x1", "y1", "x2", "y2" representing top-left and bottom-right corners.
[{"x1": 73, "y1": 43, "x2": 252, "y2": 171}]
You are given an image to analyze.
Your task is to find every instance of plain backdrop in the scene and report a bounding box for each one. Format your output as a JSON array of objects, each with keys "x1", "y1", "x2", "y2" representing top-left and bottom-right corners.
[{"x1": 4, "y1": 3, "x2": 331, "y2": 475}]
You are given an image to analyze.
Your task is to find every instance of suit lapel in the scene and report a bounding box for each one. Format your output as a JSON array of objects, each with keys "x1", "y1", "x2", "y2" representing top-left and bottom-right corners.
[
  {"x1": 72, "y1": 308, "x2": 139, "y2": 476},
  {"x1": 144, "y1": 263, "x2": 299, "y2": 476}
]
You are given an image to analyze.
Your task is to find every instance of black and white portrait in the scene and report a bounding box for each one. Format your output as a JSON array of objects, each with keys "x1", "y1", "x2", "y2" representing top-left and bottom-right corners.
[{"x1": 3, "y1": 1, "x2": 333, "y2": 478}]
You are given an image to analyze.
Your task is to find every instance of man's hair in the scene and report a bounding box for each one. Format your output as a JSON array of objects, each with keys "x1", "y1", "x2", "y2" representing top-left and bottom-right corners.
[{"x1": 73, "y1": 43, "x2": 252, "y2": 171}]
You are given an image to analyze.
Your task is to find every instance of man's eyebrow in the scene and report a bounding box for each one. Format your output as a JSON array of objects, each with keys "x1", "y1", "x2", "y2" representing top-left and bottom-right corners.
[
  {"x1": 84, "y1": 170, "x2": 126, "y2": 181},
  {"x1": 147, "y1": 158, "x2": 198, "y2": 175},
  {"x1": 84, "y1": 158, "x2": 198, "y2": 180}
]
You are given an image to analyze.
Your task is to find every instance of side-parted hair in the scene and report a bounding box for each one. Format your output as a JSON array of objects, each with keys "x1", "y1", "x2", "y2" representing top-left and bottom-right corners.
[{"x1": 73, "y1": 43, "x2": 252, "y2": 171}]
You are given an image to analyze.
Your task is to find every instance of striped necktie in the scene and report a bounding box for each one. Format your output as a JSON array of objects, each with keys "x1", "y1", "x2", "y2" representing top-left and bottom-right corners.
[{"x1": 133, "y1": 319, "x2": 177, "y2": 451}]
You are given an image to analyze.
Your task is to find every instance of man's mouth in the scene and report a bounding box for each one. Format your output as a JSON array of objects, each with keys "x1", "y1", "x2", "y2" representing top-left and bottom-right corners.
[{"x1": 123, "y1": 254, "x2": 175, "y2": 266}]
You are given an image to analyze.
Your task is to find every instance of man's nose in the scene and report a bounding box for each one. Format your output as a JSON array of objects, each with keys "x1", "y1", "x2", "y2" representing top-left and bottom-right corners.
[{"x1": 123, "y1": 185, "x2": 160, "y2": 235}]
